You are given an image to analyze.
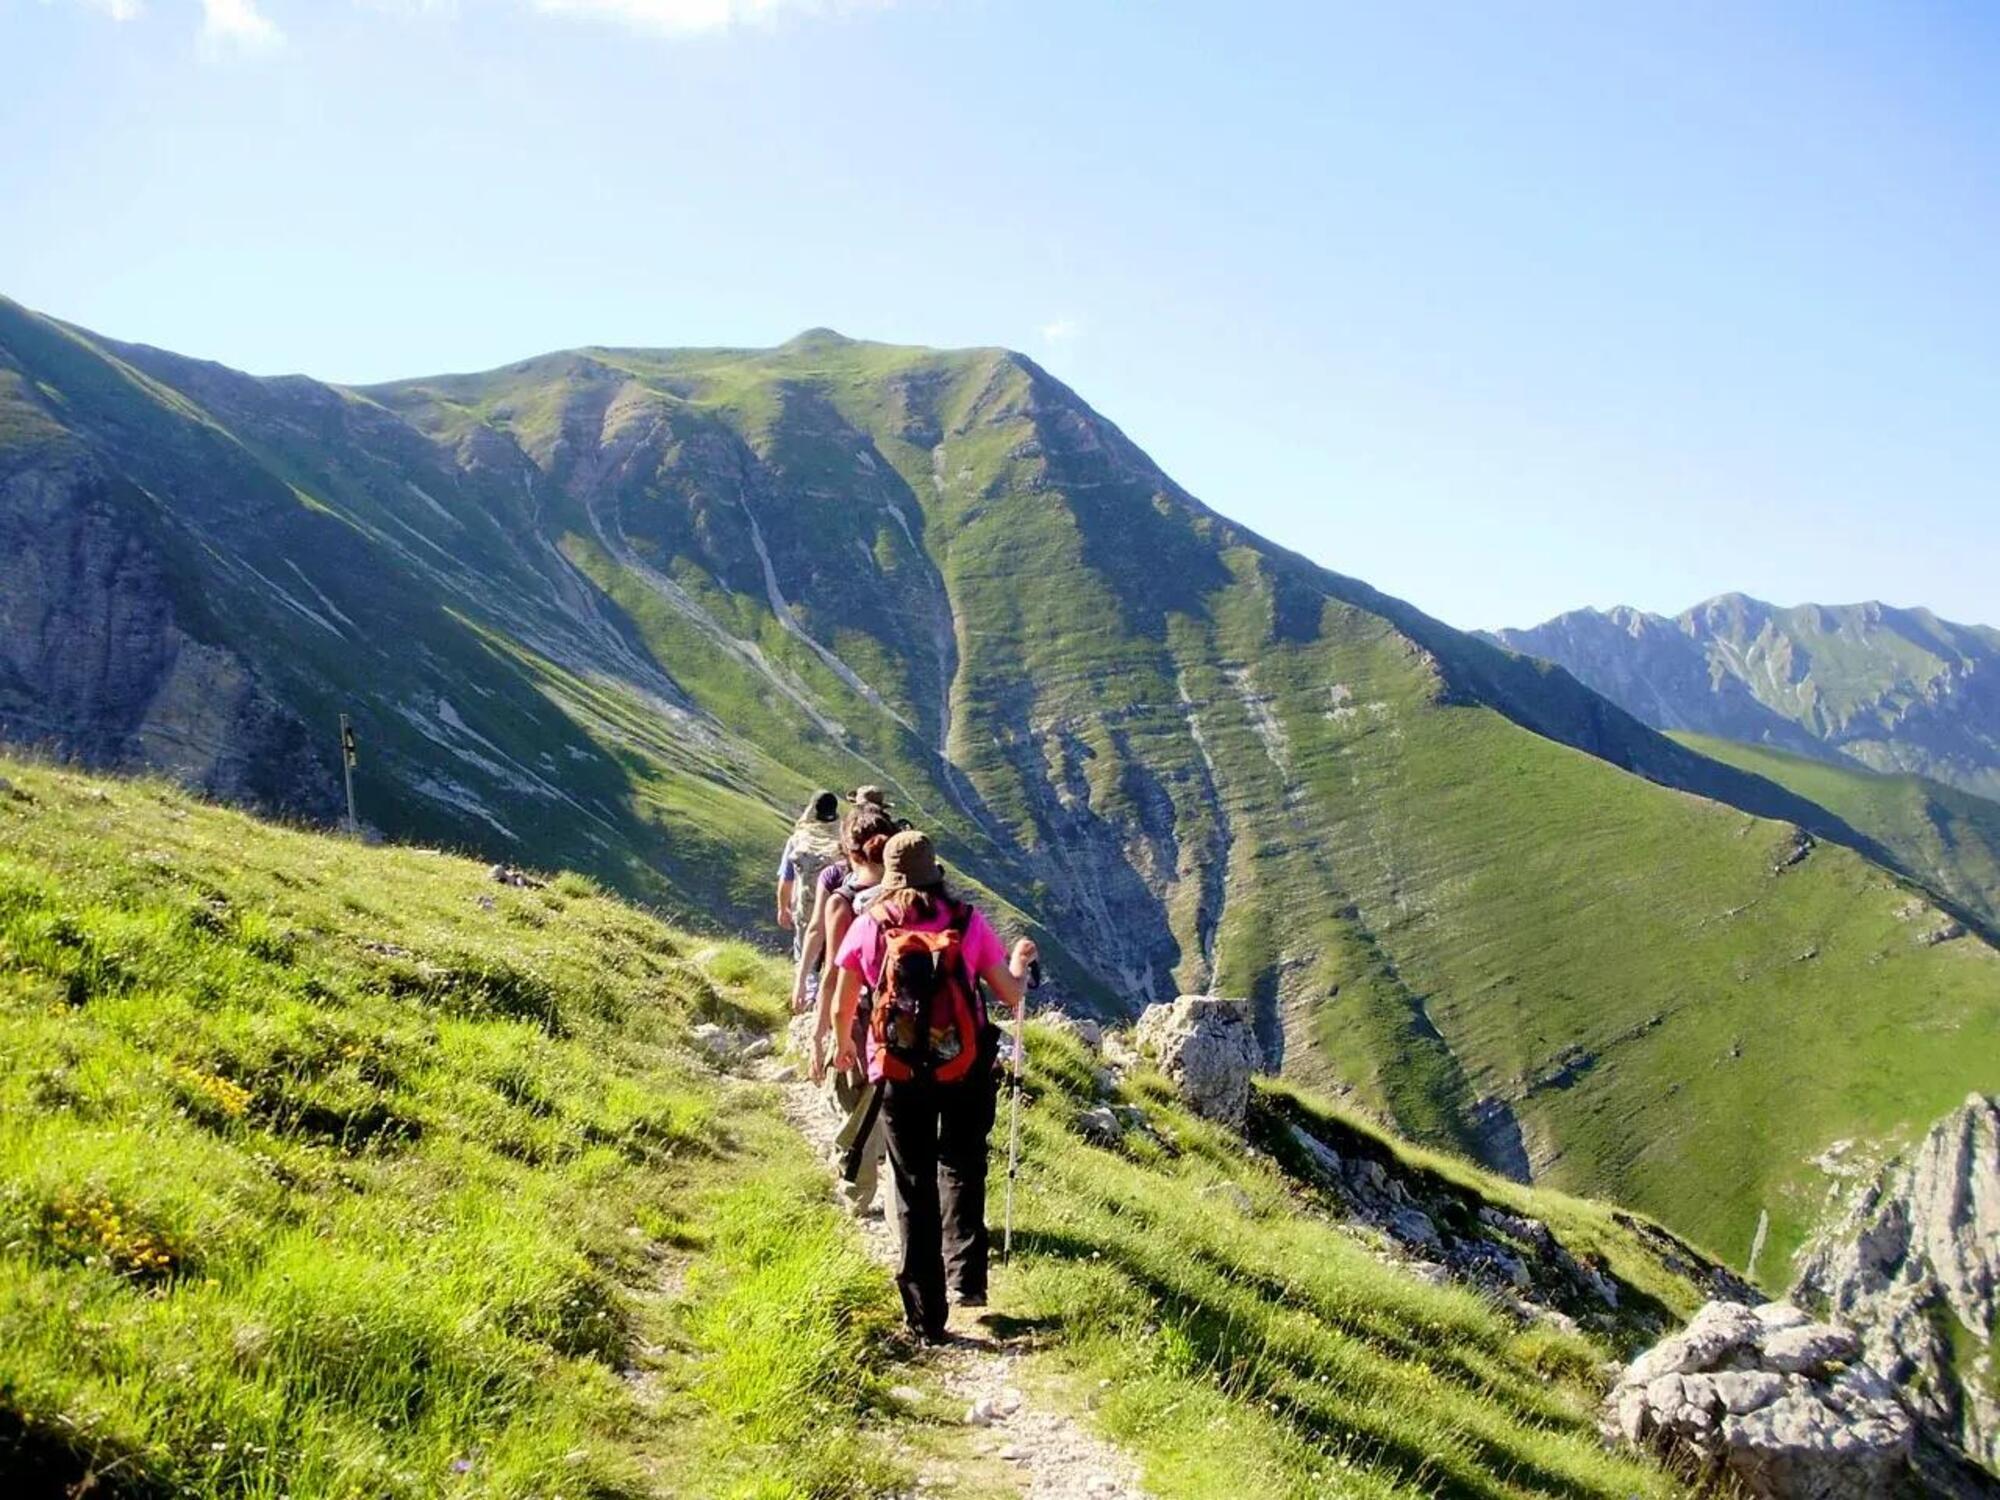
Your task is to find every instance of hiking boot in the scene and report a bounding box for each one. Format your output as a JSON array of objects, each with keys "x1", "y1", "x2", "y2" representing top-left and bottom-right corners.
[{"x1": 954, "y1": 1289, "x2": 987, "y2": 1309}]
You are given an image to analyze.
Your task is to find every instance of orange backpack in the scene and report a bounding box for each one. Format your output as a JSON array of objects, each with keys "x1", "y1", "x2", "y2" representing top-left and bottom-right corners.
[{"x1": 868, "y1": 903, "x2": 981, "y2": 1085}]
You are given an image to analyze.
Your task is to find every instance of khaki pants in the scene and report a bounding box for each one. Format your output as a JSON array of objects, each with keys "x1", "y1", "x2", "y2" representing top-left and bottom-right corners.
[{"x1": 829, "y1": 1068, "x2": 898, "y2": 1231}]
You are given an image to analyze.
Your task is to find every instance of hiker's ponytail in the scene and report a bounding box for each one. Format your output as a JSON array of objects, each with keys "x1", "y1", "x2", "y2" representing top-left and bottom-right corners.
[
  {"x1": 843, "y1": 806, "x2": 897, "y2": 864},
  {"x1": 875, "y1": 887, "x2": 946, "y2": 926}
]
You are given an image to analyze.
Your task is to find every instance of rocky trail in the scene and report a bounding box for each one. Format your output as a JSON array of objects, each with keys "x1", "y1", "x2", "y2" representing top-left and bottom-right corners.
[{"x1": 762, "y1": 1058, "x2": 1154, "y2": 1500}]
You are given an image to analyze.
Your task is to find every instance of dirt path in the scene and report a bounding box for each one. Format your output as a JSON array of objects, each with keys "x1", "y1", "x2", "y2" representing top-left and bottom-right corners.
[{"x1": 765, "y1": 1062, "x2": 1153, "y2": 1500}]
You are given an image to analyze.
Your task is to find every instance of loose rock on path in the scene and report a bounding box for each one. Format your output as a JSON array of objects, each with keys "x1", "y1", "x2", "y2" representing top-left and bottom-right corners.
[{"x1": 765, "y1": 1061, "x2": 1153, "y2": 1500}]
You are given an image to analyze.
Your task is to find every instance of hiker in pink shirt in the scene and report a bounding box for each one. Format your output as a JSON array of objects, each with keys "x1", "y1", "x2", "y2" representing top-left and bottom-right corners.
[{"x1": 829, "y1": 830, "x2": 1033, "y2": 1341}]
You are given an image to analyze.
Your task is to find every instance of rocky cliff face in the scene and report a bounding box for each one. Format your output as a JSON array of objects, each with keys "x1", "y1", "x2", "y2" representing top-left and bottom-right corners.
[
  {"x1": 0, "y1": 438, "x2": 336, "y2": 816},
  {"x1": 1488, "y1": 596, "x2": 2000, "y2": 802},
  {"x1": 4, "y1": 296, "x2": 1999, "y2": 1280},
  {"x1": 1794, "y1": 1095, "x2": 2000, "y2": 1474}
]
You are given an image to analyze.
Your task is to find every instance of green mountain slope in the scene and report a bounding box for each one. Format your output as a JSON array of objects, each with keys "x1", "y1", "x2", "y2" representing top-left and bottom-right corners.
[
  {"x1": 1671, "y1": 732, "x2": 2000, "y2": 937},
  {"x1": 1488, "y1": 596, "x2": 2000, "y2": 802},
  {"x1": 3, "y1": 296, "x2": 1998, "y2": 1274},
  {"x1": 0, "y1": 753, "x2": 1736, "y2": 1499}
]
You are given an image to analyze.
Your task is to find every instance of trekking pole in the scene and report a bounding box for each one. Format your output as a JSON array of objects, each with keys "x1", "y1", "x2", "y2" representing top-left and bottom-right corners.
[{"x1": 1001, "y1": 1006, "x2": 1026, "y2": 1263}]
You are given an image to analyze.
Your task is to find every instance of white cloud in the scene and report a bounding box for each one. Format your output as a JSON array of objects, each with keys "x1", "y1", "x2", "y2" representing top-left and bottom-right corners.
[
  {"x1": 200, "y1": 0, "x2": 283, "y2": 52},
  {"x1": 527, "y1": 0, "x2": 883, "y2": 36},
  {"x1": 1039, "y1": 317, "x2": 1080, "y2": 345}
]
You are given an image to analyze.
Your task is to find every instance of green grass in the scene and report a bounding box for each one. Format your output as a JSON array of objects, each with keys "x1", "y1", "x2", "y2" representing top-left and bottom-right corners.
[
  {"x1": 1673, "y1": 731, "x2": 2000, "y2": 937},
  {"x1": 1272, "y1": 662, "x2": 2000, "y2": 1277},
  {"x1": 0, "y1": 755, "x2": 915, "y2": 1500},
  {"x1": 993, "y1": 1021, "x2": 1705, "y2": 1500},
  {"x1": 0, "y1": 753, "x2": 1721, "y2": 1500}
]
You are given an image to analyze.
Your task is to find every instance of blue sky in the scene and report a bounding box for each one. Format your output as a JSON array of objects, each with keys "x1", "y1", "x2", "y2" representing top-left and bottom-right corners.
[{"x1": 5, "y1": 0, "x2": 1997, "y2": 630}]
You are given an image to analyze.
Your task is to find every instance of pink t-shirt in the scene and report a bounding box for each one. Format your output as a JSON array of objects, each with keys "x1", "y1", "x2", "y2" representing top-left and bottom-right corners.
[{"x1": 835, "y1": 899, "x2": 1007, "y2": 994}]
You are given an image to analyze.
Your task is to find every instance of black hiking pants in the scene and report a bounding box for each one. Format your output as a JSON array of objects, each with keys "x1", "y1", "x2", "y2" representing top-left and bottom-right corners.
[{"x1": 879, "y1": 1062, "x2": 999, "y2": 1339}]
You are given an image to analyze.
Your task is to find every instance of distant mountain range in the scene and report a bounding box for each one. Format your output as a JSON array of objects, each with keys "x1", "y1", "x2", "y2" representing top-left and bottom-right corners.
[
  {"x1": 1486, "y1": 596, "x2": 2000, "y2": 802},
  {"x1": 3, "y1": 295, "x2": 1997, "y2": 1280}
]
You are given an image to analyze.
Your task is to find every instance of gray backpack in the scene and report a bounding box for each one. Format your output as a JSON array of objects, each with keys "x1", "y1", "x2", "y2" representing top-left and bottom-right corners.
[{"x1": 788, "y1": 824, "x2": 843, "y2": 935}]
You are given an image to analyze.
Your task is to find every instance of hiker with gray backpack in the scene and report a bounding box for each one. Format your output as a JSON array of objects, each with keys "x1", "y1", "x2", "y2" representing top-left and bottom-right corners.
[
  {"x1": 804, "y1": 802, "x2": 902, "y2": 1219},
  {"x1": 775, "y1": 791, "x2": 844, "y2": 1004},
  {"x1": 828, "y1": 829, "x2": 1035, "y2": 1342}
]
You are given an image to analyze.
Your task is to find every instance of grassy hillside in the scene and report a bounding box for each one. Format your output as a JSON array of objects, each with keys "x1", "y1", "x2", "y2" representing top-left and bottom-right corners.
[
  {"x1": 995, "y1": 1020, "x2": 1743, "y2": 1500},
  {"x1": 1272, "y1": 665, "x2": 2000, "y2": 1277},
  {"x1": 0, "y1": 754, "x2": 913, "y2": 1499},
  {"x1": 0, "y1": 753, "x2": 1740, "y2": 1499},
  {"x1": 6, "y1": 299, "x2": 2000, "y2": 1279},
  {"x1": 1673, "y1": 732, "x2": 2000, "y2": 937}
]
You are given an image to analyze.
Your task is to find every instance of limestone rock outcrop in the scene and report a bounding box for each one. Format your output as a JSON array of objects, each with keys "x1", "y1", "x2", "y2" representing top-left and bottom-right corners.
[
  {"x1": 0, "y1": 460, "x2": 337, "y2": 817},
  {"x1": 1134, "y1": 996, "x2": 1262, "y2": 1128},
  {"x1": 1794, "y1": 1094, "x2": 2000, "y2": 1473},
  {"x1": 1605, "y1": 1300, "x2": 1918, "y2": 1498}
]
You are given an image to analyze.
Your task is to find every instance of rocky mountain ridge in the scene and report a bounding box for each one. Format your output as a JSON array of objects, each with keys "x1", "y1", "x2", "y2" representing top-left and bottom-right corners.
[{"x1": 1487, "y1": 595, "x2": 2000, "y2": 802}]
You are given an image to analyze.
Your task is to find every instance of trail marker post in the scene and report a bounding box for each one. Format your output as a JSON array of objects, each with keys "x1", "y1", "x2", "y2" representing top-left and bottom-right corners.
[{"x1": 339, "y1": 713, "x2": 359, "y2": 836}]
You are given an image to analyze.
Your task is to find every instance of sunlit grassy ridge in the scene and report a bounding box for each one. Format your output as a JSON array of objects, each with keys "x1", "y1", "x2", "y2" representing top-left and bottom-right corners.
[
  {"x1": 1673, "y1": 731, "x2": 2000, "y2": 938},
  {"x1": 0, "y1": 754, "x2": 910, "y2": 1500}
]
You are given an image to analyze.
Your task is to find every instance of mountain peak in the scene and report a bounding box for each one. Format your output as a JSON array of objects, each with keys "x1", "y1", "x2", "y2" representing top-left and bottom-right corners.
[{"x1": 780, "y1": 327, "x2": 855, "y2": 351}]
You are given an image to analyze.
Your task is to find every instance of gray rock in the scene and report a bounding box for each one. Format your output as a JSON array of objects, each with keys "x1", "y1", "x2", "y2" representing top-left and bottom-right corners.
[
  {"x1": 1077, "y1": 1105, "x2": 1124, "y2": 1147},
  {"x1": 1794, "y1": 1093, "x2": 2000, "y2": 1470},
  {"x1": 690, "y1": 1022, "x2": 765, "y2": 1068},
  {"x1": 1710, "y1": 1370, "x2": 1786, "y2": 1415},
  {"x1": 0, "y1": 462, "x2": 342, "y2": 820},
  {"x1": 1198, "y1": 1181, "x2": 1255, "y2": 1215},
  {"x1": 1043, "y1": 1013, "x2": 1105, "y2": 1054},
  {"x1": 1386, "y1": 1206, "x2": 1441, "y2": 1252},
  {"x1": 1286, "y1": 1122, "x2": 1344, "y2": 1182},
  {"x1": 1760, "y1": 1323, "x2": 1860, "y2": 1375},
  {"x1": 1627, "y1": 1300, "x2": 1763, "y2": 1384},
  {"x1": 1466, "y1": 1241, "x2": 1532, "y2": 1290},
  {"x1": 1133, "y1": 996, "x2": 1263, "y2": 1128},
  {"x1": 1754, "y1": 1301, "x2": 1815, "y2": 1333},
  {"x1": 1606, "y1": 1299, "x2": 1918, "y2": 1498}
]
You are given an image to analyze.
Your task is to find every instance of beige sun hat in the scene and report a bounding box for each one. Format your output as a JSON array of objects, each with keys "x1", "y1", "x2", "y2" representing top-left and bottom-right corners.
[{"x1": 876, "y1": 829, "x2": 945, "y2": 894}]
